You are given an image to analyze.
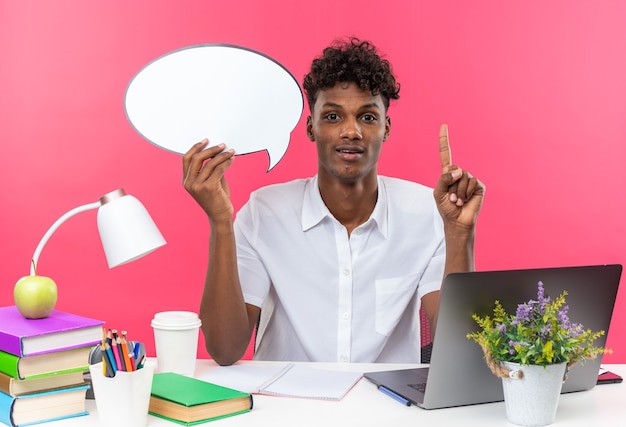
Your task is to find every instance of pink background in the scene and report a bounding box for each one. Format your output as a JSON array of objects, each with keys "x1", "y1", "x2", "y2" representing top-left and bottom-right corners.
[{"x1": 2, "y1": 1, "x2": 625, "y2": 362}]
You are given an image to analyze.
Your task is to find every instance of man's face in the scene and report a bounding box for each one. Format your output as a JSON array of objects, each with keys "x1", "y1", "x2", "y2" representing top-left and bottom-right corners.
[{"x1": 307, "y1": 82, "x2": 390, "y2": 184}]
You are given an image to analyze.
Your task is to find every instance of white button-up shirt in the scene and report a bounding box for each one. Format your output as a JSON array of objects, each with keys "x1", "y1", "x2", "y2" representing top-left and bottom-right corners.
[{"x1": 235, "y1": 175, "x2": 445, "y2": 363}]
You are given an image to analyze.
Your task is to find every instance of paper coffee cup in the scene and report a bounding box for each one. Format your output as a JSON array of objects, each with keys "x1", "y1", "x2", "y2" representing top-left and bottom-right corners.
[{"x1": 151, "y1": 311, "x2": 201, "y2": 376}]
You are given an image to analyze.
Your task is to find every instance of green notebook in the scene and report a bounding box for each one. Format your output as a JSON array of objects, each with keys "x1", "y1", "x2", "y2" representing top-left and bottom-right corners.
[{"x1": 149, "y1": 372, "x2": 253, "y2": 425}]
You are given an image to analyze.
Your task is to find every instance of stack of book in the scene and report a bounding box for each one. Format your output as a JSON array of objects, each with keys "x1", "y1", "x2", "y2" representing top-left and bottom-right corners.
[{"x1": 0, "y1": 306, "x2": 104, "y2": 427}]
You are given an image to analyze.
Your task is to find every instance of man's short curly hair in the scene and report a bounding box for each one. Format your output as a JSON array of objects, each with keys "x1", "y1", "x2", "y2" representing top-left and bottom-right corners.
[{"x1": 302, "y1": 37, "x2": 401, "y2": 112}]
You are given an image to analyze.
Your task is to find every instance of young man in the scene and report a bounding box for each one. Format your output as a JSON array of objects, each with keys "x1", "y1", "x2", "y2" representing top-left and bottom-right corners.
[{"x1": 182, "y1": 38, "x2": 485, "y2": 365}]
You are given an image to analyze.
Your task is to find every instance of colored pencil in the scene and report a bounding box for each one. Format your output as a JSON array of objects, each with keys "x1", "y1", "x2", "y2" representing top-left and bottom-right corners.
[
  {"x1": 111, "y1": 333, "x2": 124, "y2": 371},
  {"x1": 120, "y1": 331, "x2": 133, "y2": 372},
  {"x1": 104, "y1": 340, "x2": 118, "y2": 374}
]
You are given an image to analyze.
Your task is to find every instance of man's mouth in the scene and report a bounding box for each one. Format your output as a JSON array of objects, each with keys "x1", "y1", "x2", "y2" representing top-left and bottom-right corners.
[
  {"x1": 336, "y1": 145, "x2": 364, "y2": 154},
  {"x1": 336, "y1": 147, "x2": 363, "y2": 161}
]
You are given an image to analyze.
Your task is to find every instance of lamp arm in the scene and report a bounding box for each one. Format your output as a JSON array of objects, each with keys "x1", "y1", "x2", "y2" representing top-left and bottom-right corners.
[{"x1": 30, "y1": 201, "x2": 101, "y2": 275}]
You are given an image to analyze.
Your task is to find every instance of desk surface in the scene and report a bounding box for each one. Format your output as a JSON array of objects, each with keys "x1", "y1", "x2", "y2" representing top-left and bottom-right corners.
[{"x1": 49, "y1": 360, "x2": 625, "y2": 427}]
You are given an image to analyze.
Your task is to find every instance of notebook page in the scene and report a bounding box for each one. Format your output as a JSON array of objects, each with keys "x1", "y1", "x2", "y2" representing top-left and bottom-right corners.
[
  {"x1": 260, "y1": 365, "x2": 362, "y2": 400},
  {"x1": 198, "y1": 364, "x2": 290, "y2": 393}
]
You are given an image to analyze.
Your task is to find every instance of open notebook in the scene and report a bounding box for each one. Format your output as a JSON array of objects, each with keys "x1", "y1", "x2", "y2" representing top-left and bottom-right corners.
[{"x1": 199, "y1": 363, "x2": 362, "y2": 400}]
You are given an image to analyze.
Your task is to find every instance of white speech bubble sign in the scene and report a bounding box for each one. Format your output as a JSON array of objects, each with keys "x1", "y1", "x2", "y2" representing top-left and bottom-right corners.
[{"x1": 124, "y1": 44, "x2": 303, "y2": 171}]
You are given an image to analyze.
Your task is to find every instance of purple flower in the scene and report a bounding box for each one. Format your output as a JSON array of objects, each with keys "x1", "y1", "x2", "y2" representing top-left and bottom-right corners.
[
  {"x1": 567, "y1": 323, "x2": 584, "y2": 338},
  {"x1": 514, "y1": 303, "x2": 532, "y2": 324},
  {"x1": 507, "y1": 340, "x2": 517, "y2": 354},
  {"x1": 540, "y1": 323, "x2": 552, "y2": 339},
  {"x1": 557, "y1": 305, "x2": 573, "y2": 335},
  {"x1": 536, "y1": 281, "x2": 551, "y2": 314},
  {"x1": 537, "y1": 281, "x2": 545, "y2": 300}
]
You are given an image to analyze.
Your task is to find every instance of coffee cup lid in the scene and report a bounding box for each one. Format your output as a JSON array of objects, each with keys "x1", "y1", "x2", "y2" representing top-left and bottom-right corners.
[{"x1": 151, "y1": 311, "x2": 201, "y2": 330}]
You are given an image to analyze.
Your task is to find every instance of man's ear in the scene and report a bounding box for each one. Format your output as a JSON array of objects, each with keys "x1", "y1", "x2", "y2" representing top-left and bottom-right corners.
[
  {"x1": 306, "y1": 116, "x2": 315, "y2": 141},
  {"x1": 383, "y1": 116, "x2": 391, "y2": 141}
]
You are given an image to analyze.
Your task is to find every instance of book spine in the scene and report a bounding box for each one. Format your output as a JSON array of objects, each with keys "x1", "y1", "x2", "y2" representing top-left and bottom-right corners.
[
  {"x1": 24, "y1": 366, "x2": 89, "y2": 380},
  {"x1": 15, "y1": 383, "x2": 89, "y2": 399},
  {"x1": 24, "y1": 341, "x2": 101, "y2": 358},
  {"x1": 0, "y1": 353, "x2": 19, "y2": 380},
  {"x1": 0, "y1": 331, "x2": 22, "y2": 358},
  {"x1": 0, "y1": 374, "x2": 12, "y2": 396},
  {"x1": 0, "y1": 390, "x2": 16, "y2": 427}
]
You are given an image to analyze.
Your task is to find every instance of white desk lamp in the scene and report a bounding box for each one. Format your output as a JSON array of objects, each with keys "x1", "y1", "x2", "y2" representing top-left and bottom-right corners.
[{"x1": 14, "y1": 188, "x2": 166, "y2": 318}]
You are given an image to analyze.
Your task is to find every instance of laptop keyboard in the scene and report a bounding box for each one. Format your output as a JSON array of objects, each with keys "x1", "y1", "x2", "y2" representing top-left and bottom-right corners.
[{"x1": 408, "y1": 382, "x2": 427, "y2": 393}]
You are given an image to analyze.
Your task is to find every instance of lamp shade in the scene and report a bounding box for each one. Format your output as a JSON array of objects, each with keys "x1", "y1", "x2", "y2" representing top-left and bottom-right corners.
[{"x1": 97, "y1": 189, "x2": 166, "y2": 268}]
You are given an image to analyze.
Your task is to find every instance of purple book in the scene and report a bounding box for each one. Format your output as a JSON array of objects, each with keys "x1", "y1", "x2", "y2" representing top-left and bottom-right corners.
[{"x1": 0, "y1": 306, "x2": 104, "y2": 357}]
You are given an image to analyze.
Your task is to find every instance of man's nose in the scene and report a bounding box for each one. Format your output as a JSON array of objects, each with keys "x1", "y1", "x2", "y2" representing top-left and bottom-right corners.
[{"x1": 340, "y1": 119, "x2": 362, "y2": 139}]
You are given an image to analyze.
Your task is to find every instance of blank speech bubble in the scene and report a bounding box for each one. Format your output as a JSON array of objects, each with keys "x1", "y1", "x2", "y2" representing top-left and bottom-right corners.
[{"x1": 124, "y1": 44, "x2": 303, "y2": 171}]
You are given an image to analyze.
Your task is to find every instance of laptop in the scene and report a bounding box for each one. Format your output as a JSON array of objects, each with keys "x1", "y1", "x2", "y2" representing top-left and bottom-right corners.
[{"x1": 364, "y1": 264, "x2": 622, "y2": 409}]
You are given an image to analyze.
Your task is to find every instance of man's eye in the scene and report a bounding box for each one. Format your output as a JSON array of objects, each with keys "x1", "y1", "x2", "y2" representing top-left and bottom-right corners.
[
  {"x1": 362, "y1": 114, "x2": 377, "y2": 122},
  {"x1": 325, "y1": 113, "x2": 339, "y2": 121}
]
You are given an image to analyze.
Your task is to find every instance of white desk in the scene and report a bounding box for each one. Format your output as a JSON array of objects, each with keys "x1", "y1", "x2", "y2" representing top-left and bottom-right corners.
[{"x1": 48, "y1": 361, "x2": 625, "y2": 427}]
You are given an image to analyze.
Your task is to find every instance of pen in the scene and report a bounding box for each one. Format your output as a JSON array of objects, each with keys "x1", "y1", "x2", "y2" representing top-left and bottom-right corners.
[
  {"x1": 378, "y1": 385, "x2": 411, "y2": 406},
  {"x1": 133, "y1": 341, "x2": 140, "y2": 360},
  {"x1": 131, "y1": 341, "x2": 146, "y2": 369},
  {"x1": 137, "y1": 354, "x2": 146, "y2": 369}
]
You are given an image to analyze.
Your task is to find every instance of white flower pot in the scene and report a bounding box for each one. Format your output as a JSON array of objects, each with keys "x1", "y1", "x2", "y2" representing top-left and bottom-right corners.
[{"x1": 500, "y1": 361, "x2": 567, "y2": 426}]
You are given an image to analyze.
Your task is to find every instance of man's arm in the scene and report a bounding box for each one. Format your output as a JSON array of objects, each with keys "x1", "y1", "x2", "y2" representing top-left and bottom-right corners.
[
  {"x1": 421, "y1": 224, "x2": 475, "y2": 337},
  {"x1": 183, "y1": 140, "x2": 258, "y2": 365},
  {"x1": 425, "y1": 124, "x2": 485, "y2": 337},
  {"x1": 200, "y1": 219, "x2": 260, "y2": 365}
]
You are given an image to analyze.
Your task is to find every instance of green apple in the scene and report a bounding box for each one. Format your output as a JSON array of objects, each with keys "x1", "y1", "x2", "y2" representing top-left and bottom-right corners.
[{"x1": 14, "y1": 274, "x2": 58, "y2": 319}]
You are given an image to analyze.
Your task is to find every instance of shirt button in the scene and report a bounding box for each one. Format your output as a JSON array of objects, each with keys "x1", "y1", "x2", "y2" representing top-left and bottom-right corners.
[
  {"x1": 340, "y1": 356, "x2": 349, "y2": 363},
  {"x1": 342, "y1": 268, "x2": 350, "y2": 276},
  {"x1": 342, "y1": 312, "x2": 351, "y2": 320},
  {"x1": 355, "y1": 228, "x2": 363, "y2": 235}
]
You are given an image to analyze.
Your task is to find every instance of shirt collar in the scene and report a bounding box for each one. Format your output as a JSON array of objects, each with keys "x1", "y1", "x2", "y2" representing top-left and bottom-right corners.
[{"x1": 301, "y1": 175, "x2": 389, "y2": 238}]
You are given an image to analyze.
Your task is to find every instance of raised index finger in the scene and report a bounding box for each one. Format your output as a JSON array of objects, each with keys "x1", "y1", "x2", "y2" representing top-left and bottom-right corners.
[{"x1": 439, "y1": 123, "x2": 452, "y2": 170}]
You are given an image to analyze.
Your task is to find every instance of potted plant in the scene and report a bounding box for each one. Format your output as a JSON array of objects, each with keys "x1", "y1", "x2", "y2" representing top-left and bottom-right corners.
[{"x1": 467, "y1": 280, "x2": 610, "y2": 426}]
